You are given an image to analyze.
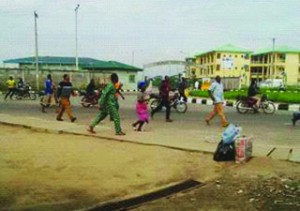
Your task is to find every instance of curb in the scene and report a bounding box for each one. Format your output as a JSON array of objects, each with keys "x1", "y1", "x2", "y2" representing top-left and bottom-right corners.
[
  {"x1": 122, "y1": 89, "x2": 137, "y2": 92},
  {"x1": 0, "y1": 121, "x2": 213, "y2": 155},
  {"x1": 187, "y1": 97, "x2": 300, "y2": 112}
]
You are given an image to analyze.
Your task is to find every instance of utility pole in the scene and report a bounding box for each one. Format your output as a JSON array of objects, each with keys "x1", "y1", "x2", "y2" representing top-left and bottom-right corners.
[
  {"x1": 75, "y1": 4, "x2": 80, "y2": 71},
  {"x1": 132, "y1": 51, "x2": 134, "y2": 65},
  {"x1": 272, "y1": 38, "x2": 275, "y2": 85},
  {"x1": 34, "y1": 11, "x2": 39, "y2": 90}
]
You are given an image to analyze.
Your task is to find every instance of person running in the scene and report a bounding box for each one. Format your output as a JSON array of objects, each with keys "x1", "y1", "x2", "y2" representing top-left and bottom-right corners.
[
  {"x1": 56, "y1": 74, "x2": 77, "y2": 122},
  {"x1": 4, "y1": 76, "x2": 16, "y2": 100},
  {"x1": 87, "y1": 73, "x2": 125, "y2": 135},
  {"x1": 132, "y1": 81, "x2": 150, "y2": 131},
  {"x1": 151, "y1": 75, "x2": 173, "y2": 122},
  {"x1": 42, "y1": 74, "x2": 55, "y2": 113},
  {"x1": 205, "y1": 75, "x2": 229, "y2": 127}
]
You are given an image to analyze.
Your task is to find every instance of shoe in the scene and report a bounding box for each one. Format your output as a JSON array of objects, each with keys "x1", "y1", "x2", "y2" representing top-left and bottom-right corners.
[
  {"x1": 87, "y1": 126, "x2": 96, "y2": 134},
  {"x1": 56, "y1": 118, "x2": 64, "y2": 121},
  {"x1": 116, "y1": 131, "x2": 126, "y2": 136},
  {"x1": 292, "y1": 118, "x2": 296, "y2": 126},
  {"x1": 166, "y1": 119, "x2": 173, "y2": 122},
  {"x1": 222, "y1": 123, "x2": 229, "y2": 127},
  {"x1": 205, "y1": 119, "x2": 210, "y2": 125},
  {"x1": 71, "y1": 117, "x2": 77, "y2": 122},
  {"x1": 132, "y1": 123, "x2": 137, "y2": 131},
  {"x1": 41, "y1": 107, "x2": 46, "y2": 113}
]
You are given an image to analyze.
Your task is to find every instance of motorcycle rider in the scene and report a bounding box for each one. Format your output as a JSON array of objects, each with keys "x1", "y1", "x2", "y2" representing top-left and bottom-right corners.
[
  {"x1": 178, "y1": 77, "x2": 187, "y2": 102},
  {"x1": 86, "y1": 78, "x2": 96, "y2": 99},
  {"x1": 248, "y1": 79, "x2": 260, "y2": 111}
]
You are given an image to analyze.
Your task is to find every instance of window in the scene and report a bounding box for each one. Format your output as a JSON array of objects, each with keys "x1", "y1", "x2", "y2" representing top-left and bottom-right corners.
[
  {"x1": 216, "y1": 64, "x2": 220, "y2": 71},
  {"x1": 217, "y1": 53, "x2": 221, "y2": 59},
  {"x1": 244, "y1": 54, "x2": 249, "y2": 59},
  {"x1": 235, "y1": 55, "x2": 238, "y2": 58},
  {"x1": 129, "y1": 75, "x2": 135, "y2": 83},
  {"x1": 241, "y1": 55, "x2": 244, "y2": 58}
]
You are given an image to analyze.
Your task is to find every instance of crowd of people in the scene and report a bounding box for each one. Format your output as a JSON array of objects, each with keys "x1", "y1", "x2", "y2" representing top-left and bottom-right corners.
[{"x1": 3, "y1": 73, "x2": 299, "y2": 136}]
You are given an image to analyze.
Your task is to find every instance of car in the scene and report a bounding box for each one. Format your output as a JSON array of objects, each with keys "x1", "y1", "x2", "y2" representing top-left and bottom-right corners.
[{"x1": 259, "y1": 79, "x2": 285, "y2": 89}]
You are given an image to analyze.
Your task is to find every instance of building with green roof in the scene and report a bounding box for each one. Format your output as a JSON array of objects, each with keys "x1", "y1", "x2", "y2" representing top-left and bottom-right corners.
[
  {"x1": 2, "y1": 56, "x2": 143, "y2": 90},
  {"x1": 190, "y1": 44, "x2": 252, "y2": 89},
  {"x1": 251, "y1": 46, "x2": 300, "y2": 86}
]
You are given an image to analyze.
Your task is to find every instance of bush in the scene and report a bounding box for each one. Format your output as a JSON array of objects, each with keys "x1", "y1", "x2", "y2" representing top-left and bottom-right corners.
[{"x1": 189, "y1": 89, "x2": 300, "y2": 103}]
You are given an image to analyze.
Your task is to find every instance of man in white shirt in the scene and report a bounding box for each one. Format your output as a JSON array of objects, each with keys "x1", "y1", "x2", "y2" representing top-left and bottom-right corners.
[{"x1": 205, "y1": 76, "x2": 229, "y2": 127}]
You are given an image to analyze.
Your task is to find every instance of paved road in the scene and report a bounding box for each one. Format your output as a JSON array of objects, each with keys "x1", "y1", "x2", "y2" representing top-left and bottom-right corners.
[{"x1": 0, "y1": 93, "x2": 299, "y2": 161}]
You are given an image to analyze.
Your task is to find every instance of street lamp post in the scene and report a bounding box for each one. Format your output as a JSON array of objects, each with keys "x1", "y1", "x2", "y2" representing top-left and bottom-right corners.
[
  {"x1": 34, "y1": 11, "x2": 39, "y2": 90},
  {"x1": 75, "y1": 4, "x2": 80, "y2": 71}
]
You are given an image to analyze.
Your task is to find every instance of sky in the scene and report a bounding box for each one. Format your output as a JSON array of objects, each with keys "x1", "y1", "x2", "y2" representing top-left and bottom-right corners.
[{"x1": 0, "y1": 0, "x2": 300, "y2": 68}]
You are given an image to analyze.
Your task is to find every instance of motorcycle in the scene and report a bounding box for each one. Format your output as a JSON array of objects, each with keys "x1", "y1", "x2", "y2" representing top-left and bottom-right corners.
[
  {"x1": 150, "y1": 90, "x2": 188, "y2": 113},
  {"x1": 80, "y1": 90, "x2": 102, "y2": 107},
  {"x1": 15, "y1": 83, "x2": 37, "y2": 100},
  {"x1": 236, "y1": 94, "x2": 276, "y2": 114}
]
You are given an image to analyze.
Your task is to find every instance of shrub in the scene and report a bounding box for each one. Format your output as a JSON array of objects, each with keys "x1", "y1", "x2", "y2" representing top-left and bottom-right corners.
[{"x1": 189, "y1": 89, "x2": 300, "y2": 103}]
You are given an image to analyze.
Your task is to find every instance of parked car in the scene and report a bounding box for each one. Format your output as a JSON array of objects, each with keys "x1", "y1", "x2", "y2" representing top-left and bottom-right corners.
[{"x1": 259, "y1": 79, "x2": 285, "y2": 89}]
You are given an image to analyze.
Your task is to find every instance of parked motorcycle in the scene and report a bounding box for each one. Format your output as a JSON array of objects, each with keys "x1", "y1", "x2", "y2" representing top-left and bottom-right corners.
[
  {"x1": 15, "y1": 83, "x2": 37, "y2": 100},
  {"x1": 80, "y1": 90, "x2": 101, "y2": 107},
  {"x1": 236, "y1": 94, "x2": 276, "y2": 114},
  {"x1": 150, "y1": 90, "x2": 188, "y2": 113}
]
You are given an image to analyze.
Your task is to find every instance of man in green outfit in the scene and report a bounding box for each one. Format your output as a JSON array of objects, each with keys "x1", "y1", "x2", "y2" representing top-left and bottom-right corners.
[{"x1": 87, "y1": 73, "x2": 125, "y2": 135}]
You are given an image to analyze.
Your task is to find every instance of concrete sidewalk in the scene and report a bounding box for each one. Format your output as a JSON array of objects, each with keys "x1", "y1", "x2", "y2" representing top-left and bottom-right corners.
[{"x1": 0, "y1": 113, "x2": 299, "y2": 163}]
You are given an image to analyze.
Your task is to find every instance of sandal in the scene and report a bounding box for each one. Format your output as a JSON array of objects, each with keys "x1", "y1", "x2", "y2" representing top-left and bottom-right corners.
[
  {"x1": 87, "y1": 126, "x2": 96, "y2": 134},
  {"x1": 116, "y1": 131, "x2": 126, "y2": 136}
]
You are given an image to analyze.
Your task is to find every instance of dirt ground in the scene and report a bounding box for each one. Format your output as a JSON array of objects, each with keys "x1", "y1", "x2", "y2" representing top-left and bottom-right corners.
[{"x1": 0, "y1": 125, "x2": 299, "y2": 211}]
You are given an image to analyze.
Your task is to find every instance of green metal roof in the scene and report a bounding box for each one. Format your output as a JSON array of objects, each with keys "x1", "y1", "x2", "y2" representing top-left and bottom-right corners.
[
  {"x1": 253, "y1": 46, "x2": 300, "y2": 56},
  {"x1": 3, "y1": 56, "x2": 102, "y2": 65},
  {"x1": 3, "y1": 56, "x2": 142, "y2": 71},
  {"x1": 195, "y1": 44, "x2": 252, "y2": 57},
  {"x1": 84, "y1": 61, "x2": 143, "y2": 71}
]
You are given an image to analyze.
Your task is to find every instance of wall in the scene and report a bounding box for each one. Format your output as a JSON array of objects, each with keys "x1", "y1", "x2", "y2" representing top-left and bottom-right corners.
[
  {"x1": 0, "y1": 68, "x2": 141, "y2": 91},
  {"x1": 285, "y1": 54, "x2": 300, "y2": 86}
]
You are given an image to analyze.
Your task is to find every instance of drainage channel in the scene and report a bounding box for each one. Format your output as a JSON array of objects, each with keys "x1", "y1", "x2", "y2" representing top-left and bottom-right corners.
[{"x1": 86, "y1": 179, "x2": 204, "y2": 211}]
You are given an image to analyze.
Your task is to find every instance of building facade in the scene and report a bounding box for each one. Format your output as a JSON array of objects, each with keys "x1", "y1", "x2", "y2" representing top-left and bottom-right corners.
[
  {"x1": 250, "y1": 46, "x2": 300, "y2": 86},
  {"x1": 186, "y1": 44, "x2": 300, "y2": 88},
  {"x1": 189, "y1": 44, "x2": 252, "y2": 89}
]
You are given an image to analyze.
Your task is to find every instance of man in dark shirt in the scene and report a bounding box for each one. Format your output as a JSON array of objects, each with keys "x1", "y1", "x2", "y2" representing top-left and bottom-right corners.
[
  {"x1": 151, "y1": 75, "x2": 173, "y2": 122},
  {"x1": 56, "y1": 74, "x2": 76, "y2": 122},
  {"x1": 178, "y1": 77, "x2": 187, "y2": 102}
]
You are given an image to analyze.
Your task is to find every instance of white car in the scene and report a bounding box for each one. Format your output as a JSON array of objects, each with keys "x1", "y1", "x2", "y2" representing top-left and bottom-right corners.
[{"x1": 259, "y1": 79, "x2": 285, "y2": 89}]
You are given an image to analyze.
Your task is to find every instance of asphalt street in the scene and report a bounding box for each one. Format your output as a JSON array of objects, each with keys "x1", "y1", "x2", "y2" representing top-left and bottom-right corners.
[{"x1": 0, "y1": 93, "x2": 299, "y2": 150}]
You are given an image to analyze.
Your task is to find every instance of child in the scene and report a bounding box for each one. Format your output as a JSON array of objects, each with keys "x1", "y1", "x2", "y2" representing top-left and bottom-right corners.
[{"x1": 132, "y1": 81, "x2": 150, "y2": 131}]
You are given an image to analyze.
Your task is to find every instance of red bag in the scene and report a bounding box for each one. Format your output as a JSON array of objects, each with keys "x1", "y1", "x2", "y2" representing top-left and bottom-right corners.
[{"x1": 235, "y1": 136, "x2": 252, "y2": 163}]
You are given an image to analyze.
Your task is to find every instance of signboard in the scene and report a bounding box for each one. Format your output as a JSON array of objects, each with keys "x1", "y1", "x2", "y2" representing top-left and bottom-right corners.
[{"x1": 221, "y1": 57, "x2": 234, "y2": 70}]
